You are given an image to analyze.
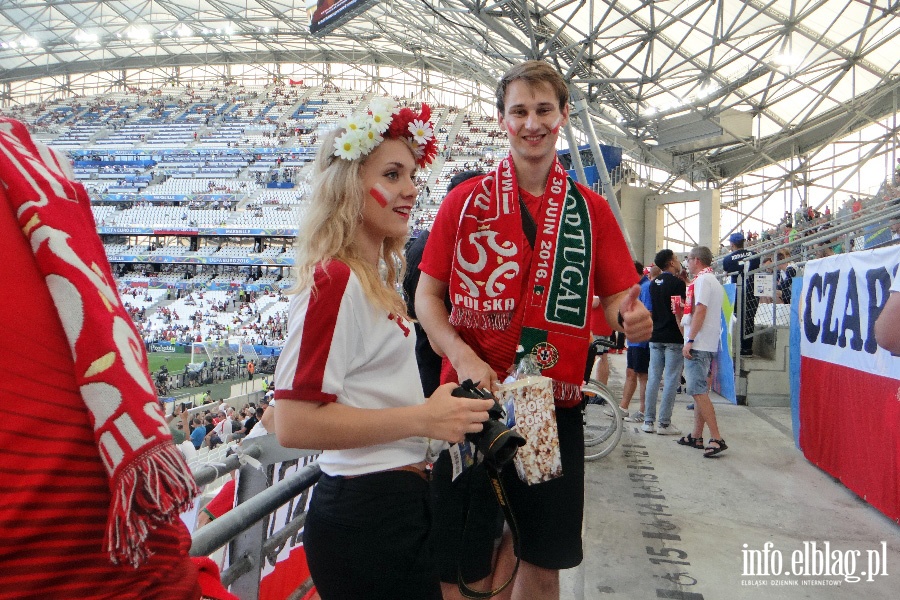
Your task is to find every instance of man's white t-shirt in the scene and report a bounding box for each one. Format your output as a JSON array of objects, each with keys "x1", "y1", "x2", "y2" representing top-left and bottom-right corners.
[
  {"x1": 212, "y1": 416, "x2": 233, "y2": 439},
  {"x1": 688, "y1": 272, "x2": 724, "y2": 353},
  {"x1": 274, "y1": 261, "x2": 427, "y2": 477},
  {"x1": 891, "y1": 275, "x2": 900, "y2": 294}
]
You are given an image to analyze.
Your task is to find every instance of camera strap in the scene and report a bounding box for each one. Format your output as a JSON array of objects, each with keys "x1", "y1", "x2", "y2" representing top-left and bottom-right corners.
[
  {"x1": 457, "y1": 465, "x2": 521, "y2": 599},
  {"x1": 519, "y1": 195, "x2": 536, "y2": 249}
]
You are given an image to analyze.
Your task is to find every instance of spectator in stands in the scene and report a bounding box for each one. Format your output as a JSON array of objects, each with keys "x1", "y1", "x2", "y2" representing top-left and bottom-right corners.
[
  {"x1": 852, "y1": 196, "x2": 862, "y2": 216},
  {"x1": 415, "y1": 60, "x2": 650, "y2": 600},
  {"x1": 190, "y1": 417, "x2": 207, "y2": 449},
  {"x1": 723, "y1": 231, "x2": 760, "y2": 356},
  {"x1": 0, "y1": 117, "x2": 235, "y2": 599},
  {"x1": 273, "y1": 97, "x2": 493, "y2": 599},
  {"x1": 679, "y1": 246, "x2": 728, "y2": 457},
  {"x1": 761, "y1": 251, "x2": 797, "y2": 305}
]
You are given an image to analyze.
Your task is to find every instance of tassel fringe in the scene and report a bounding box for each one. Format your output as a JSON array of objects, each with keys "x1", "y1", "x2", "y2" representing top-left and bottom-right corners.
[
  {"x1": 450, "y1": 307, "x2": 512, "y2": 330},
  {"x1": 553, "y1": 380, "x2": 583, "y2": 408},
  {"x1": 106, "y1": 443, "x2": 200, "y2": 567}
]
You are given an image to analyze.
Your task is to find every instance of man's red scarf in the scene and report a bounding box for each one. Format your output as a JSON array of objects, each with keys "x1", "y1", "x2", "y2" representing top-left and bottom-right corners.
[
  {"x1": 684, "y1": 266, "x2": 714, "y2": 317},
  {"x1": 0, "y1": 118, "x2": 198, "y2": 566},
  {"x1": 448, "y1": 155, "x2": 594, "y2": 404}
]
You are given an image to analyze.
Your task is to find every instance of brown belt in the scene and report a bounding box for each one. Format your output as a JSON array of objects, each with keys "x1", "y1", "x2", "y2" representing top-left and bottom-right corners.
[{"x1": 343, "y1": 464, "x2": 429, "y2": 481}]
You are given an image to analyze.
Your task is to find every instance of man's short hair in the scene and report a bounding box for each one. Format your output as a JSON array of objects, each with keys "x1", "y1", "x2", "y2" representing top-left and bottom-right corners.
[
  {"x1": 633, "y1": 260, "x2": 644, "y2": 276},
  {"x1": 495, "y1": 60, "x2": 569, "y2": 114},
  {"x1": 448, "y1": 170, "x2": 483, "y2": 192},
  {"x1": 689, "y1": 246, "x2": 714, "y2": 267},
  {"x1": 654, "y1": 249, "x2": 675, "y2": 270}
]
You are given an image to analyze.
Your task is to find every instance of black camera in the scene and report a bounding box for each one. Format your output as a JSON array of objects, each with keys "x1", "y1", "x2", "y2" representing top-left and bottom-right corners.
[{"x1": 452, "y1": 379, "x2": 525, "y2": 469}]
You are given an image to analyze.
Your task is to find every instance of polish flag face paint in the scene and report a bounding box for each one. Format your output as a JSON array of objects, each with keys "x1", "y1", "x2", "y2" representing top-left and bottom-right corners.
[
  {"x1": 507, "y1": 122, "x2": 519, "y2": 136},
  {"x1": 369, "y1": 183, "x2": 392, "y2": 208},
  {"x1": 550, "y1": 118, "x2": 562, "y2": 135}
]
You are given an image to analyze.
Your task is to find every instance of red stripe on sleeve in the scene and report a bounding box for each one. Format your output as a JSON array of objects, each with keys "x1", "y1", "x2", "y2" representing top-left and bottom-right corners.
[{"x1": 289, "y1": 262, "x2": 351, "y2": 403}]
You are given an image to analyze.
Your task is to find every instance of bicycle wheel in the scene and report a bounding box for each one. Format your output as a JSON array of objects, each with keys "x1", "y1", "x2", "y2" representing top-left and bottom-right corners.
[{"x1": 582, "y1": 379, "x2": 623, "y2": 461}]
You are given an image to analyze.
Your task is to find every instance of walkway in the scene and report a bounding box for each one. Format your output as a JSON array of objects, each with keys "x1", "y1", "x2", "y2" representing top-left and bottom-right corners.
[{"x1": 562, "y1": 354, "x2": 900, "y2": 599}]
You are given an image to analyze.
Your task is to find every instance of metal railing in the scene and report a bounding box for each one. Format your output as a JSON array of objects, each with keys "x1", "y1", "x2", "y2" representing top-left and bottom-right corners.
[
  {"x1": 189, "y1": 434, "x2": 322, "y2": 600},
  {"x1": 724, "y1": 193, "x2": 900, "y2": 375}
]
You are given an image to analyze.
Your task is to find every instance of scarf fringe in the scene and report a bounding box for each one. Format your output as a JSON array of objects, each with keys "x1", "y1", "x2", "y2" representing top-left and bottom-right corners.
[
  {"x1": 106, "y1": 442, "x2": 200, "y2": 567},
  {"x1": 450, "y1": 307, "x2": 512, "y2": 330},
  {"x1": 553, "y1": 380, "x2": 583, "y2": 408}
]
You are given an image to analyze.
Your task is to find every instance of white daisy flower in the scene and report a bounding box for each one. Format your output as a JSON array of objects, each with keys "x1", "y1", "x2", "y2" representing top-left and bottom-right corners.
[
  {"x1": 343, "y1": 114, "x2": 367, "y2": 132},
  {"x1": 333, "y1": 129, "x2": 366, "y2": 161},
  {"x1": 369, "y1": 107, "x2": 393, "y2": 134},
  {"x1": 408, "y1": 119, "x2": 433, "y2": 144},
  {"x1": 360, "y1": 126, "x2": 384, "y2": 153},
  {"x1": 369, "y1": 96, "x2": 396, "y2": 116}
]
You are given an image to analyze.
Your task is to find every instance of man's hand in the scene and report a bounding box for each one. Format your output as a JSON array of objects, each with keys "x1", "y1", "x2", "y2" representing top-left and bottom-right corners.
[
  {"x1": 453, "y1": 348, "x2": 500, "y2": 392},
  {"x1": 682, "y1": 341, "x2": 694, "y2": 360},
  {"x1": 617, "y1": 284, "x2": 653, "y2": 343}
]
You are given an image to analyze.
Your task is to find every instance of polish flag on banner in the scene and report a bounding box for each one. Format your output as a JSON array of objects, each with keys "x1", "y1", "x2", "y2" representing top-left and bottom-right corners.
[{"x1": 798, "y1": 245, "x2": 899, "y2": 521}]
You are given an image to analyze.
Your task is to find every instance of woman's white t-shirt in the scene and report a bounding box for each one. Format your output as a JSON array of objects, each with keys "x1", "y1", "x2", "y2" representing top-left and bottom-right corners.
[{"x1": 274, "y1": 260, "x2": 427, "y2": 476}]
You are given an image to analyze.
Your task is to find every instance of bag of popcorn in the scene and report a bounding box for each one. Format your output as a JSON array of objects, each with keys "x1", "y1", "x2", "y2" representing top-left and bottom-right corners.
[{"x1": 496, "y1": 375, "x2": 562, "y2": 485}]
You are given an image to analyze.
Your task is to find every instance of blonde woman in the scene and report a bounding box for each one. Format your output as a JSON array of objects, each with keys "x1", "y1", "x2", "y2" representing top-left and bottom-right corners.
[{"x1": 274, "y1": 99, "x2": 493, "y2": 599}]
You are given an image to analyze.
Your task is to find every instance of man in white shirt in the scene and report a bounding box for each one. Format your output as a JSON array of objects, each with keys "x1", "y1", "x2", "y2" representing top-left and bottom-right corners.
[{"x1": 680, "y1": 246, "x2": 728, "y2": 457}]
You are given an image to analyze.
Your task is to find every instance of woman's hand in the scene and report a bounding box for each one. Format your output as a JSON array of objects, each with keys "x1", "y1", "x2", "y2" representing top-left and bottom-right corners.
[{"x1": 423, "y1": 382, "x2": 495, "y2": 444}]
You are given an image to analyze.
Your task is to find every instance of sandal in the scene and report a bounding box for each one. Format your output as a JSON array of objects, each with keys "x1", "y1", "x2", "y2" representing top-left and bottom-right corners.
[
  {"x1": 676, "y1": 434, "x2": 704, "y2": 449},
  {"x1": 703, "y1": 438, "x2": 728, "y2": 458}
]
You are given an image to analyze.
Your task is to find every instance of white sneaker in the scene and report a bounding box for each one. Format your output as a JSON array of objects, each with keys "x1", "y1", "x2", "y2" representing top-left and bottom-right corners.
[
  {"x1": 641, "y1": 422, "x2": 655, "y2": 433},
  {"x1": 657, "y1": 423, "x2": 682, "y2": 436},
  {"x1": 624, "y1": 411, "x2": 644, "y2": 423}
]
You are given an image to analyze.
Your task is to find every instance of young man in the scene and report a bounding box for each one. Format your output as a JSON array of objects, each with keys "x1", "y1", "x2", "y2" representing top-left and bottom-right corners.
[
  {"x1": 679, "y1": 246, "x2": 728, "y2": 457},
  {"x1": 416, "y1": 60, "x2": 651, "y2": 599},
  {"x1": 642, "y1": 250, "x2": 687, "y2": 434},
  {"x1": 723, "y1": 232, "x2": 760, "y2": 356}
]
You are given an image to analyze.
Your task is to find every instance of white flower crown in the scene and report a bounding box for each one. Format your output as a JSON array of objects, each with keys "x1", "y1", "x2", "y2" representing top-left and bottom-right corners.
[{"x1": 332, "y1": 97, "x2": 437, "y2": 167}]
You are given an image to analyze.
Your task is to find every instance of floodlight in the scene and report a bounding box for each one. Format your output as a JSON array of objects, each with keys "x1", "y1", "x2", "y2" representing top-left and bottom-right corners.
[
  {"x1": 770, "y1": 52, "x2": 801, "y2": 69},
  {"x1": 127, "y1": 27, "x2": 151, "y2": 41},
  {"x1": 74, "y1": 31, "x2": 99, "y2": 45}
]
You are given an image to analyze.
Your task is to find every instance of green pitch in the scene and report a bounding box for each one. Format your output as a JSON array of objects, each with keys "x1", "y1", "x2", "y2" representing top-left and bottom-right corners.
[{"x1": 147, "y1": 352, "x2": 194, "y2": 374}]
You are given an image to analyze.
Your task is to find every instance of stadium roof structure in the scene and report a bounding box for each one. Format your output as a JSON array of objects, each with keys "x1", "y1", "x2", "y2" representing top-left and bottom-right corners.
[{"x1": 0, "y1": 0, "x2": 898, "y2": 188}]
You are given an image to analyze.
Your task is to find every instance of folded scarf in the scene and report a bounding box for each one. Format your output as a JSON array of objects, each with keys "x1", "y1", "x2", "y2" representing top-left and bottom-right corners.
[
  {"x1": 684, "y1": 266, "x2": 714, "y2": 317},
  {"x1": 0, "y1": 118, "x2": 198, "y2": 567}
]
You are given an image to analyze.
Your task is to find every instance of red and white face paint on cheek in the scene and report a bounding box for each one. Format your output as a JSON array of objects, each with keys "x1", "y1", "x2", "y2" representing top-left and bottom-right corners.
[
  {"x1": 369, "y1": 183, "x2": 394, "y2": 208},
  {"x1": 549, "y1": 117, "x2": 562, "y2": 135}
]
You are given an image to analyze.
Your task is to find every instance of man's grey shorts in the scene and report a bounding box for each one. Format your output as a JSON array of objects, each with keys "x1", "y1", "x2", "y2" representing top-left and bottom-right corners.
[{"x1": 684, "y1": 349, "x2": 714, "y2": 395}]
